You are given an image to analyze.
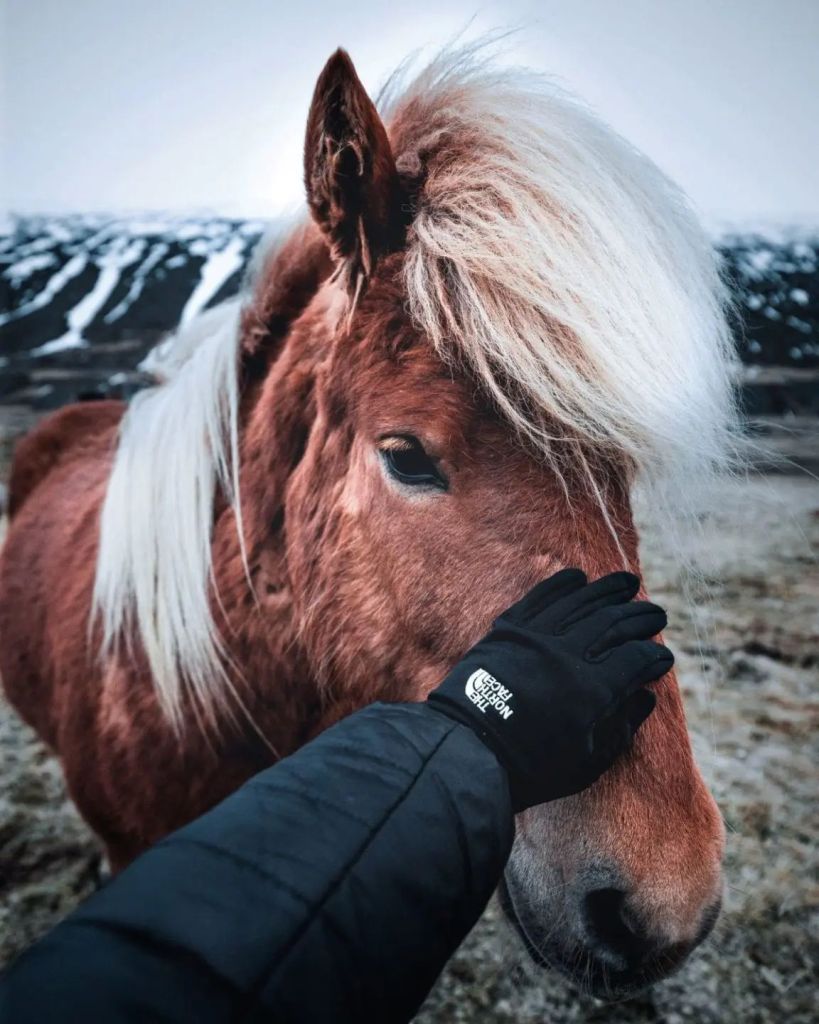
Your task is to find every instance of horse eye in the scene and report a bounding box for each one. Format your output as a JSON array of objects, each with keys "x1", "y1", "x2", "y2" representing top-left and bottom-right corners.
[{"x1": 379, "y1": 436, "x2": 448, "y2": 491}]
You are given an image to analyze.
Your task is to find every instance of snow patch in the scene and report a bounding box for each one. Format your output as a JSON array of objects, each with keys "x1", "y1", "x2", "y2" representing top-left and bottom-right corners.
[
  {"x1": 179, "y1": 237, "x2": 246, "y2": 325},
  {"x1": 34, "y1": 238, "x2": 145, "y2": 352},
  {"x1": 5, "y1": 253, "x2": 58, "y2": 282},
  {"x1": 104, "y1": 242, "x2": 168, "y2": 323},
  {"x1": 30, "y1": 335, "x2": 89, "y2": 357},
  {"x1": 0, "y1": 253, "x2": 89, "y2": 326}
]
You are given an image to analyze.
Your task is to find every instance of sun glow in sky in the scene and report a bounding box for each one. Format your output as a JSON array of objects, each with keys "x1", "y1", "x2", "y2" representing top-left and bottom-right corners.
[{"x1": 2, "y1": 0, "x2": 818, "y2": 226}]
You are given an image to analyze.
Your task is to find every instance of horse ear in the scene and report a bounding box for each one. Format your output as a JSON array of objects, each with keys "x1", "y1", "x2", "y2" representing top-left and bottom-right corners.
[{"x1": 304, "y1": 49, "x2": 403, "y2": 294}]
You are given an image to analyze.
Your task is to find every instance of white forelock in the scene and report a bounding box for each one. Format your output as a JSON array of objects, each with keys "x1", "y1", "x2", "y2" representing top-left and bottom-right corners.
[{"x1": 395, "y1": 46, "x2": 741, "y2": 503}]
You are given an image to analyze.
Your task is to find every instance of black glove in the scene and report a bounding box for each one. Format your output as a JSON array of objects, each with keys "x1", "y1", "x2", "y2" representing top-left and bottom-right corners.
[{"x1": 426, "y1": 569, "x2": 672, "y2": 811}]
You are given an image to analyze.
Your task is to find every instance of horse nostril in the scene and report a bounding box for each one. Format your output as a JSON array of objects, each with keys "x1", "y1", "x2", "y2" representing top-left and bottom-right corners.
[{"x1": 584, "y1": 887, "x2": 654, "y2": 966}]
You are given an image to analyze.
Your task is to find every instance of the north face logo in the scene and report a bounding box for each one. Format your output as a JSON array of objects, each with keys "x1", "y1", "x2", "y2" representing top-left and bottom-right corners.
[{"x1": 465, "y1": 669, "x2": 515, "y2": 720}]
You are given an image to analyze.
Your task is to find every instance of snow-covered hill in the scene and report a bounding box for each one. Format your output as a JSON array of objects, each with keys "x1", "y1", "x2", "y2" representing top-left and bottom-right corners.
[
  {"x1": 0, "y1": 216, "x2": 266, "y2": 407},
  {"x1": 1, "y1": 215, "x2": 818, "y2": 414},
  {"x1": 719, "y1": 231, "x2": 818, "y2": 366}
]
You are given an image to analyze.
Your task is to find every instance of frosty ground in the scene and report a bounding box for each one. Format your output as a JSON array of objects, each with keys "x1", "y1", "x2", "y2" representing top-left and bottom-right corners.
[{"x1": 0, "y1": 453, "x2": 816, "y2": 1022}]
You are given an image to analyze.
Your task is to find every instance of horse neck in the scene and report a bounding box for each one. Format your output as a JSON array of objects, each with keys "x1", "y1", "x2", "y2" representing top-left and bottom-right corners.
[
  {"x1": 207, "y1": 230, "x2": 334, "y2": 746},
  {"x1": 236, "y1": 220, "x2": 336, "y2": 554}
]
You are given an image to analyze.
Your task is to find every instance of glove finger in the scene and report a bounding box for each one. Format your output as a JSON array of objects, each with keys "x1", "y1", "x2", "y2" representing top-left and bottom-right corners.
[
  {"x1": 622, "y1": 686, "x2": 656, "y2": 733},
  {"x1": 614, "y1": 639, "x2": 675, "y2": 690},
  {"x1": 590, "y1": 688, "x2": 656, "y2": 770},
  {"x1": 590, "y1": 709, "x2": 633, "y2": 771},
  {"x1": 539, "y1": 571, "x2": 641, "y2": 633},
  {"x1": 498, "y1": 568, "x2": 587, "y2": 625},
  {"x1": 583, "y1": 602, "x2": 668, "y2": 659}
]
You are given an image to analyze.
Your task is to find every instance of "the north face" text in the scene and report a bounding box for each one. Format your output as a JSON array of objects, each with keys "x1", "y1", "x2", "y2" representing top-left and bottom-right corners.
[{"x1": 464, "y1": 669, "x2": 515, "y2": 720}]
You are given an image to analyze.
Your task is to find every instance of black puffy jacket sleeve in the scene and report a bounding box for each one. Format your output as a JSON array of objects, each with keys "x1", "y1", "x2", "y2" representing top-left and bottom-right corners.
[{"x1": 0, "y1": 702, "x2": 515, "y2": 1024}]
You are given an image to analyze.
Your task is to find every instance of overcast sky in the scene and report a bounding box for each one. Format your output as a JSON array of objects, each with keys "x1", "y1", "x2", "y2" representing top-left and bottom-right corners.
[{"x1": 2, "y1": 0, "x2": 818, "y2": 227}]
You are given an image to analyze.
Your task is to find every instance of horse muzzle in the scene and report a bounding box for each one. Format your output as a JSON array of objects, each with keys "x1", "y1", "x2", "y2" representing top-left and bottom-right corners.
[{"x1": 499, "y1": 866, "x2": 722, "y2": 1000}]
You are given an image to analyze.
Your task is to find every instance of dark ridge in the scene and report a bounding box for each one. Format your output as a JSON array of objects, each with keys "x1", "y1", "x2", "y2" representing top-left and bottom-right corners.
[{"x1": 1, "y1": 215, "x2": 817, "y2": 415}]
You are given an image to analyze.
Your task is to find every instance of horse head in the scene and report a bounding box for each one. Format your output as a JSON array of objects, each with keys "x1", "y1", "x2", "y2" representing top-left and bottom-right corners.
[{"x1": 96, "y1": 46, "x2": 735, "y2": 996}]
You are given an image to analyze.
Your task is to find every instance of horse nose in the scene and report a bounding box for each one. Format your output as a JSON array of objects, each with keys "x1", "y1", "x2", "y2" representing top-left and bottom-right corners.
[
  {"x1": 583, "y1": 887, "x2": 660, "y2": 968},
  {"x1": 578, "y1": 876, "x2": 722, "y2": 984}
]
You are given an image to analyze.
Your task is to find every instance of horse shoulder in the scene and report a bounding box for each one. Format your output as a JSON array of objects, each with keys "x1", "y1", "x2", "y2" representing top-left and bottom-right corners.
[{"x1": 0, "y1": 403, "x2": 119, "y2": 743}]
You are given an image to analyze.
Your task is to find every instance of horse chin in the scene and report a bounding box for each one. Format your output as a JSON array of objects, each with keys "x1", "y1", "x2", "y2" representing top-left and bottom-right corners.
[{"x1": 497, "y1": 873, "x2": 684, "y2": 1002}]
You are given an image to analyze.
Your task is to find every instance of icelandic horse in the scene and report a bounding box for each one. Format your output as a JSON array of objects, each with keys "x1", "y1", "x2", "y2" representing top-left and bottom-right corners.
[{"x1": 1, "y1": 46, "x2": 736, "y2": 995}]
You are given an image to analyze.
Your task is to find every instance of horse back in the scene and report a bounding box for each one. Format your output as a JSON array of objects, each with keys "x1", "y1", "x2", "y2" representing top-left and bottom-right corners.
[
  {"x1": 0, "y1": 400, "x2": 124, "y2": 746},
  {"x1": 7, "y1": 401, "x2": 125, "y2": 517}
]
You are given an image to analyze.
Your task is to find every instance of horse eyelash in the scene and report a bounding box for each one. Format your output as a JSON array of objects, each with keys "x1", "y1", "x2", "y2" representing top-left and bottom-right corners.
[{"x1": 376, "y1": 435, "x2": 417, "y2": 452}]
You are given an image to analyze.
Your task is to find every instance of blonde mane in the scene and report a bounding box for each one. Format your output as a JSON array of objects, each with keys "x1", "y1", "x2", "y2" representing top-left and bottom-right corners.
[
  {"x1": 390, "y1": 47, "x2": 739, "y2": 495},
  {"x1": 93, "y1": 298, "x2": 248, "y2": 730},
  {"x1": 93, "y1": 46, "x2": 740, "y2": 728}
]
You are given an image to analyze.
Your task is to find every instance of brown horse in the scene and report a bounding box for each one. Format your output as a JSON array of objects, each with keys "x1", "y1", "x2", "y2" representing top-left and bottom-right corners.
[{"x1": 0, "y1": 46, "x2": 737, "y2": 997}]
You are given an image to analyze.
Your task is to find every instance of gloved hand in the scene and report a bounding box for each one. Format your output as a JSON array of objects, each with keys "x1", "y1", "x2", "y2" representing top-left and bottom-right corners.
[{"x1": 426, "y1": 569, "x2": 672, "y2": 811}]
